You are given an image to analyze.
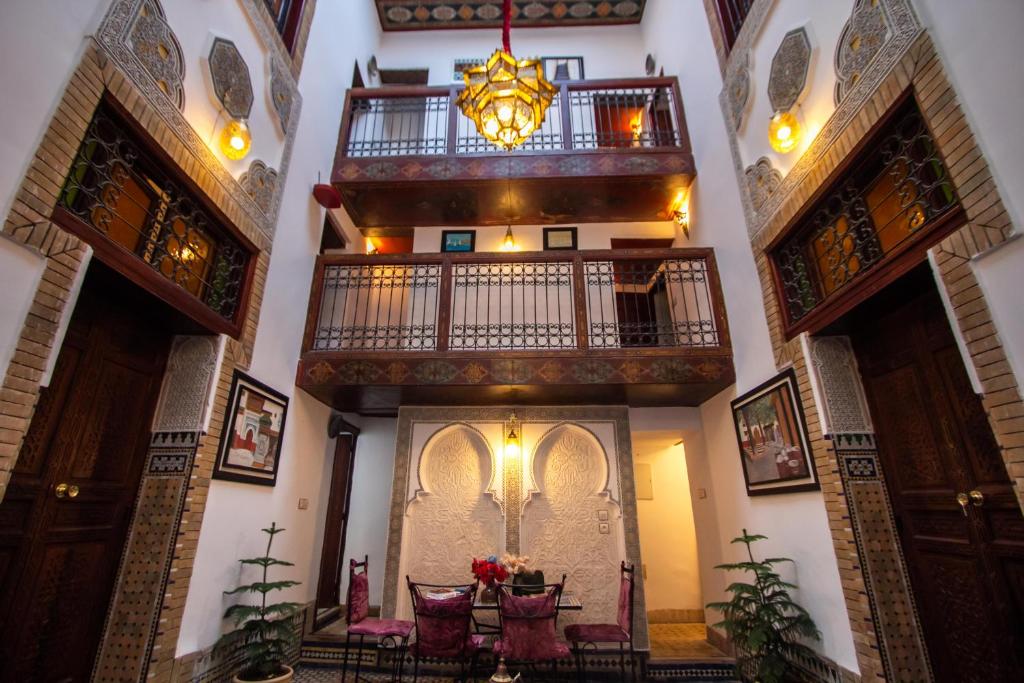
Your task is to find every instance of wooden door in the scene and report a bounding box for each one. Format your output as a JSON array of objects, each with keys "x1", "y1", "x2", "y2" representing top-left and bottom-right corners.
[
  {"x1": 0, "y1": 280, "x2": 170, "y2": 681},
  {"x1": 315, "y1": 430, "x2": 357, "y2": 612},
  {"x1": 851, "y1": 272, "x2": 1024, "y2": 682}
]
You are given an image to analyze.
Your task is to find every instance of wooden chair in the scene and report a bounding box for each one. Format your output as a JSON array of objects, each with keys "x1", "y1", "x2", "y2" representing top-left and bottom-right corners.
[
  {"x1": 494, "y1": 575, "x2": 570, "y2": 680},
  {"x1": 343, "y1": 556, "x2": 413, "y2": 681},
  {"x1": 564, "y1": 561, "x2": 637, "y2": 682},
  {"x1": 406, "y1": 578, "x2": 485, "y2": 682}
]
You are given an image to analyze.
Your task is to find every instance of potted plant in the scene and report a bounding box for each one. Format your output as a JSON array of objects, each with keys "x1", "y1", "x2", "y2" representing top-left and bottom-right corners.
[
  {"x1": 217, "y1": 522, "x2": 302, "y2": 682},
  {"x1": 707, "y1": 530, "x2": 820, "y2": 683}
]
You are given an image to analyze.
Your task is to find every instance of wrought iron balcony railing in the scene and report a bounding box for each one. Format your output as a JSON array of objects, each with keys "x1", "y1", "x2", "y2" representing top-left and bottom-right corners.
[
  {"x1": 302, "y1": 248, "x2": 727, "y2": 355},
  {"x1": 338, "y1": 77, "x2": 687, "y2": 158}
]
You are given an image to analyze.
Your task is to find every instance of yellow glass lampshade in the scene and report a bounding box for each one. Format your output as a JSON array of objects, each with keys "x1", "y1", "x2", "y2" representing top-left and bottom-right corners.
[
  {"x1": 768, "y1": 111, "x2": 801, "y2": 154},
  {"x1": 457, "y1": 49, "x2": 556, "y2": 150},
  {"x1": 504, "y1": 413, "x2": 521, "y2": 458},
  {"x1": 219, "y1": 118, "x2": 252, "y2": 160},
  {"x1": 501, "y1": 225, "x2": 519, "y2": 251}
]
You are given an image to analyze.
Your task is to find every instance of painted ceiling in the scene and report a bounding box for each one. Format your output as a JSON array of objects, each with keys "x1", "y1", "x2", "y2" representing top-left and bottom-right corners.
[{"x1": 375, "y1": 1, "x2": 646, "y2": 31}]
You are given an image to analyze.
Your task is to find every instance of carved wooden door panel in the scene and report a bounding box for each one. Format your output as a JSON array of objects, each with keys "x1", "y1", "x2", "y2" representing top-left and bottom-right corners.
[
  {"x1": 853, "y1": 278, "x2": 1023, "y2": 682},
  {"x1": 0, "y1": 282, "x2": 170, "y2": 681}
]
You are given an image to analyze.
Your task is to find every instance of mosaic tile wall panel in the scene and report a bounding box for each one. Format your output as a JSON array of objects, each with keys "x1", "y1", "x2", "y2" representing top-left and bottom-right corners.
[
  {"x1": 834, "y1": 433, "x2": 932, "y2": 680},
  {"x1": 93, "y1": 431, "x2": 200, "y2": 681}
]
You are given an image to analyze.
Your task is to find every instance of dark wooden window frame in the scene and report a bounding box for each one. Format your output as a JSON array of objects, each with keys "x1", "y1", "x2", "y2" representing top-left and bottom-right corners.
[
  {"x1": 767, "y1": 89, "x2": 965, "y2": 341},
  {"x1": 715, "y1": 0, "x2": 756, "y2": 53},
  {"x1": 266, "y1": 0, "x2": 306, "y2": 54},
  {"x1": 51, "y1": 93, "x2": 258, "y2": 339}
]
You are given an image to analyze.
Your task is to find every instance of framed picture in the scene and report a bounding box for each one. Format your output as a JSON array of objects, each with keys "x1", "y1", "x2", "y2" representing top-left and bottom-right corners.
[
  {"x1": 730, "y1": 368, "x2": 818, "y2": 496},
  {"x1": 441, "y1": 230, "x2": 476, "y2": 252},
  {"x1": 213, "y1": 370, "x2": 289, "y2": 486},
  {"x1": 543, "y1": 227, "x2": 577, "y2": 250},
  {"x1": 541, "y1": 56, "x2": 584, "y2": 81}
]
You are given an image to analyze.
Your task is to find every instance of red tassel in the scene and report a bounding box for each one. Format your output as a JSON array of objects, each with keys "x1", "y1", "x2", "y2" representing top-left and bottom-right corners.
[{"x1": 502, "y1": 0, "x2": 512, "y2": 53}]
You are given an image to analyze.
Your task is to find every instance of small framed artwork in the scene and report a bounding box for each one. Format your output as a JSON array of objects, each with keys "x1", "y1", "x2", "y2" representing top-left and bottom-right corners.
[
  {"x1": 441, "y1": 230, "x2": 476, "y2": 253},
  {"x1": 541, "y1": 56, "x2": 584, "y2": 81},
  {"x1": 213, "y1": 370, "x2": 289, "y2": 486},
  {"x1": 543, "y1": 227, "x2": 577, "y2": 250},
  {"x1": 730, "y1": 368, "x2": 818, "y2": 496}
]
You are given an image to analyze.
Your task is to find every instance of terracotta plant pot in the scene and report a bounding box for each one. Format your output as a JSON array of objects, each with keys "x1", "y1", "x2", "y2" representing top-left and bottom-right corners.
[{"x1": 233, "y1": 664, "x2": 293, "y2": 683}]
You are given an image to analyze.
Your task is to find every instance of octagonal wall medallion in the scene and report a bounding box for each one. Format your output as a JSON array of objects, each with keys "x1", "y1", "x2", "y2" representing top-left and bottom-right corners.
[
  {"x1": 768, "y1": 27, "x2": 812, "y2": 113},
  {"x1": 208, "y1": 37, "x2": 253, "y2": 119}
]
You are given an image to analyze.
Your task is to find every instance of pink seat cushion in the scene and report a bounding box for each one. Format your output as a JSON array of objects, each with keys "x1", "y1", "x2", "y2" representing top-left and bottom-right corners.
[
  {"x1": 494, "y1": 590, "x2": 568, "y2": 661},
  {"x1": 564, "y1": 623, "x2": 630, "y2": 643},
  {"x1": 409, "y1": 590, "x2": 476, "y2": 658},
  {"x1": 347, "y1": 617, "x2": 414, "y2": 638},
  {"x1": 347, "y1": 572, "x2": 370, "y2": 624},
  {"x1": 411, "y1": 633, "x2": 488, "y2": 658}
]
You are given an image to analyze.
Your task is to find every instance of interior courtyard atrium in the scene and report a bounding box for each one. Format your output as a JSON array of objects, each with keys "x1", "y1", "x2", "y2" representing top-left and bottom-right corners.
[{"x1": 1, "y1": 1, "x2": 1023, "y2": 681}]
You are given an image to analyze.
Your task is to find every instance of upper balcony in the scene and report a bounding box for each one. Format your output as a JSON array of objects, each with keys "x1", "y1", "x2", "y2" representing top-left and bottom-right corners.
[
  {"x1": 297, "y1": 247, "x2": 733, "y2": 414},
  {"x1": 332, "y1": 77, "x2": 695, "y2": 228}
]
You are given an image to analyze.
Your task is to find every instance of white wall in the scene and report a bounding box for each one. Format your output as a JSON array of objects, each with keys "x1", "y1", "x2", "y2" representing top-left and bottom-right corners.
[
  {"x1": 176, "y1": 0, "x2": 381, "y2": 656},
  {"x1": 641, "y1": 0, "x2": 858, "y2": 672},
  {"x1": 915, "y1": 0, "x2": 1024, "y2": 392},
  {"x1": 338, "y1": 416, "x2": 399, "y2": 607},
  {"x1": 412, "y1": 222, "x2": 675, "y2": 253},
  {"x1": 633, "y1": 437, "x2": 703, "y2": 614},
  {"x1": 375, "y1": 24, "x2": 648, "y2": 85},
  {"x1": 735, "y1": 1, "x2": 851, "y2": 174}
]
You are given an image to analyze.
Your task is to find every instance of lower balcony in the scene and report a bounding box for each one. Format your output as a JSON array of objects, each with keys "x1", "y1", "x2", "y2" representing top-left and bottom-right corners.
[{"x1": 297, "y1": 248, "x2": 733, "y2": 414}]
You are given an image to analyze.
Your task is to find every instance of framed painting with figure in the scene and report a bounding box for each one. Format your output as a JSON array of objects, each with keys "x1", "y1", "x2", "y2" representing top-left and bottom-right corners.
[
  {"x1": 213, "y1": 370, "x2": 289, "y2": 486},
  {"x1": 730, "y1": 368, "x2": 817, "y2": 496}
]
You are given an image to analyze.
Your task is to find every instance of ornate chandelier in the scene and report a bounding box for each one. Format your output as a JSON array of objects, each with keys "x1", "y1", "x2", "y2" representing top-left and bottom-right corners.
[{"x1": 456, "y1": 0, "x2": 556, "y2": 150}]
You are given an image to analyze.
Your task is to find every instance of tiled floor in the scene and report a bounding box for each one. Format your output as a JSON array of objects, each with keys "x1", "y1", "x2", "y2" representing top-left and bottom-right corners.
[{"x1": 648, "y1": 623, "x2": 729, "y2": 661}]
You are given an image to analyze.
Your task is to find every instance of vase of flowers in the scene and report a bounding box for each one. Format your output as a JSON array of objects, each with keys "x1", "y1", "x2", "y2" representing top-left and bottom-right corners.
[
  {"x1": 501, "y1": 553, "x2": 544, "y2": 595},
  {"x1": 472, "y1": 555, "x2": 508, "y2": 603}
]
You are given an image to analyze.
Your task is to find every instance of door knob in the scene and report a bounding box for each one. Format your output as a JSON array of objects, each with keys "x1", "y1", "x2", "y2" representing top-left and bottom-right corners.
[
  {"x1": 968, "y1": 489, "x2": 984, "y2": 507},
  {"x1": 54, "y1": 483, "x2": 79, "y2": 499},
  {"x1": 956, "y1": 492, "x2": 969, "y2": 516}
]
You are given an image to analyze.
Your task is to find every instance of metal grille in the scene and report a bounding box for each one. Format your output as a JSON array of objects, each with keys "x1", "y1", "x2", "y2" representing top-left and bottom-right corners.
[
  {"x1": 314, "y1": 263, "x2": 441, "y2": 350},
  {"x1": 345, "y1": 96, "x2": 450, "y2": 157},
  {"x1": 569, "y1": 87, "x2": 681, "y2": 149},
  {"x1": 455, "y1": 94, "x2": 564, "y2": 153},
  {"x1": 450, "y1": 261, "x2": 576, "y2": 350},
  {"x1": 584, "y1": 258, "x2": 719, "y2": 348},
  {"x1": 774, "y1": 103, "x2": 959, "y2": 325},
  {"x1": 59, "y1": 104, "x2": 250, "y2": 320}
]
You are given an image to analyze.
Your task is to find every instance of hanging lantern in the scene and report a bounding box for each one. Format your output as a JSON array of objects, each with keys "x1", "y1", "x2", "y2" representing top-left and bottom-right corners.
[
  {"x1": 501, "y1": 225, "x2": 519, "y2": 251},
  {"x1": 768, "y1": 110, "x2": 801, "y2": 154},
  {"x1": 504, "y1": 412, "x2": 521, "y2": 459},
  {"x1": 456, "y1": 0, "x2": 556, "y2": 150}
]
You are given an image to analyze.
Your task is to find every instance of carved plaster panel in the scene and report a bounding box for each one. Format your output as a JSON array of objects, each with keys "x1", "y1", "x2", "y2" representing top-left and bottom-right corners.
[
  {"x1": 521, "y1": 425, "x2": 623, "y2": 630},
  {"x1": 725, "y1": 51, "x2": 751, "y2": 130},
  {"x1": 768, "y1": 27, "x2": 812, "y2": 112},
  {"x1": 396, "y1": 425, "x2": 503, "y2": 619},
  {"x1": 127, "y1": 0, "x2": 185, "y2": 108},
  {"x1": 208, "y1": 37, "x2": 254, "y2": 119},
  {"x1": 744, "y1": 156, "x2": 783, "y2": 213},
  {"x1": 97, "y1": 0, "x2": 304, "y2": 239},
  {"x1": 733, "y1": 0, "x2": 921, "y2": 236},
  {"x1": 238, "y1": 160, "x2": 279, "y2": 215},
  {"x1": 152, "y1": 335, "x2": 222, "y2": 433},
  {"x1": 835, "y1": 0, "x2": 892, "y2": 104},
  {"x1": 269, "y1": 57, "x2": 294, "y2": 133},
  {"x1": 806, "y1": 336, "x2": 873, "y2": 436}
]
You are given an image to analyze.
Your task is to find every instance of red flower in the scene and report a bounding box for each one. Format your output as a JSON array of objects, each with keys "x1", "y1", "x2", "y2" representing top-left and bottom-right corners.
[{"x1": 471, "y1": 558, "x2": 508, "y2": 586}]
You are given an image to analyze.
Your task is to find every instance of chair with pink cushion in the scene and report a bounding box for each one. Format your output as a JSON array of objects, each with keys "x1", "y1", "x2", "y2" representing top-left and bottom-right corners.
[
  {"x1": 407, "y1": 577, "x2": 485, "y2": 681},
  {"x1": 564, "y1": 561, "x2": 636, "y2": 682},
  {"x1": 494, "y1": 575, "x2": 571, "y2": 679},
  {"x1": 343, "y1": 555, "x2": 414, "y2": 682}
]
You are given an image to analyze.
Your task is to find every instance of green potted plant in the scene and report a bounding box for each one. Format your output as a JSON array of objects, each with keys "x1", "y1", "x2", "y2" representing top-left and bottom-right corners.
[
  {"x1": 217, "y1": 522, "x2": 302, "y2": 682},
  {"x1": 707, "y1": 530, "x2": 820, "y2": 683}
]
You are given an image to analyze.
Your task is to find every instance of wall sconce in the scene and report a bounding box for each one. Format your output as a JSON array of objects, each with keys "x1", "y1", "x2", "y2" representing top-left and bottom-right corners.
[
  {"x1": 219, "y1": 118, "x2": 252, "y2": 160},
  {"x1": 504, "y1": 412, "x2": 521, "y2": 459},
  {"x1": 768, "y1": 110, "x2": 801, "y2": 154},
  {"x1": 670, "y1": 190, "x2": 690, "y2": 238},
  {"x1": 500, "y1": 225, "x2": 519, "y2": 252},
  {"x1": 365, "y1": 238, "x2": 379, "y2": 255}
]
